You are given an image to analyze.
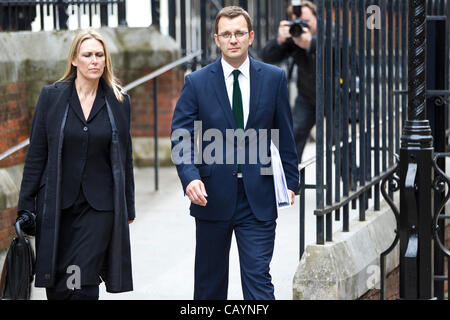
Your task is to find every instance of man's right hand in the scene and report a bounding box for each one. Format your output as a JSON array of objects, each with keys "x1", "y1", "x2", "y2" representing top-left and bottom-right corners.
[
  {"x1": 186, "y1": 179, "x2": 208, "y2": 207},
  {"x1": 277, "y1": 20, "x2": 292, "y2": 45}
]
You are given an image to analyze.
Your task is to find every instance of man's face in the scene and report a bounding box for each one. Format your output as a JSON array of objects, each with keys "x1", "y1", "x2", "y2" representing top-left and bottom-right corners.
[
  {"x1": 293, "y1": 6, "x2": 317, "y2": 35},
  {"x1": 214, "y1": 15, "x2": 255, "y2": 67}
]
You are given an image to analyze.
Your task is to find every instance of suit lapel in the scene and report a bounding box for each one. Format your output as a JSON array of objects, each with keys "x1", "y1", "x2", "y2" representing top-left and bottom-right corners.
[
  {"x1": 68, "y1": 82, "x2": 87, "y2": 123},
  {"x1": 86, "y1": 82, "x2": 106, "y2": 122},
  {"x1": 246, "y1": 57, "x2": 262, "y2": 130},
  {"x1": 211, "y1": 59, "x2": 236, "y2": 129}
]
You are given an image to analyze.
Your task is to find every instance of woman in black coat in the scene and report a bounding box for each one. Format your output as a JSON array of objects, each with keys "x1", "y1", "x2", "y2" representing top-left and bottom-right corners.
[{"x1": 17, "y1": 29, "x2": 135, "y2": 300}]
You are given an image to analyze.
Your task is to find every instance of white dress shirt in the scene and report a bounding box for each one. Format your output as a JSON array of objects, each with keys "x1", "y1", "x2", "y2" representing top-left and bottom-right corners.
[{"x1": 221, "y1": 56, "x2": 250, "y2": 128}]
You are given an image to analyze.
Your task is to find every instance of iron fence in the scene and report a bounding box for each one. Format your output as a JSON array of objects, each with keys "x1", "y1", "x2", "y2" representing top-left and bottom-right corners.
[
  {"x1": 298, "y1": 0, "x2": 450, "y2": 300},
  {"x1": 0, "y1": 0, "x2": 126, "y2": 31}
]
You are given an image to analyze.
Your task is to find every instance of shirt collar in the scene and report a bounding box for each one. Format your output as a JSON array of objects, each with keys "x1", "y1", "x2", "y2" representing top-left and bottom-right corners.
[{"x1": 221, "y1": 56, "x2": 250, "y2": 80}]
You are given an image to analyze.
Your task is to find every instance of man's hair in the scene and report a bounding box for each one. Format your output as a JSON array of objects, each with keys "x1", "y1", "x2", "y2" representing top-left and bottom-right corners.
[
  {"x1": 288, "y1": 1, "x2": 317, "y2": 18},
  {"x1": 214, "y1": 6, "x2": 253, "y2": 34}
]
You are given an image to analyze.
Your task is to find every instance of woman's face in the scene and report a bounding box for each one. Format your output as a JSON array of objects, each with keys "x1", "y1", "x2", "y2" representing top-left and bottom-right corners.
[{"x1": 72, "y1": 38, "x2": 106, "y2": 81}]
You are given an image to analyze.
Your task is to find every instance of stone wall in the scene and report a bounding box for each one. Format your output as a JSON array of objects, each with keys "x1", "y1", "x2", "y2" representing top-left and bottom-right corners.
[
  {"x1": 0, "y1": 27, "x2": 183, "y2": 250},
  {"x1": 293, "y1": 198, "x2": 400, "y2": 300},
  {"x1": 293, "y1": 195, "x2": 450, "y2": 300}
]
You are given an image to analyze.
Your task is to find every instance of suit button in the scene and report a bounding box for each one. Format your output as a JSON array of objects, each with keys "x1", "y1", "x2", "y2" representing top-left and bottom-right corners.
[
  {"x1": 83, "y1": 126, "x2": 88, "y2": 132},
  {"x1": 232, "y1": 171, "x2": 237, "y2": 176}
]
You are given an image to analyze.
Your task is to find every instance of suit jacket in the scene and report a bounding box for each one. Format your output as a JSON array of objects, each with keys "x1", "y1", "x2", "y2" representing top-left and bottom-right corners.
[
  {"x1": 17, "y1": 78, "x2": 135, "y2": 293},
  {"x1": 171, "y1": 57, "x2": 299, "y2": 222},
  {"x1": 61, "y1": 81, "x2": 114, "y2": 211}
]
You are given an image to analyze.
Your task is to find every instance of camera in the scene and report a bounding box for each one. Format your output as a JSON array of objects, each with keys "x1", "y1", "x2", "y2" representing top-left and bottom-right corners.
[{"x1": 289, "y1": 18, "x2": 309, "y2": 38}]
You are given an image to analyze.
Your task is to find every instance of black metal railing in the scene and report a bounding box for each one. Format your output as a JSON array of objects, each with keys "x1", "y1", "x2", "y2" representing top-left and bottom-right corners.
[
  {"x1": 0, "y1": 0, "x2": 126, "y2": 31},
  {"x1": 298, "y1": 0, "x2": 409, "y2": 253},
  {"x1": 297, "y1": 0, "x2": 450, "y2": 300}
]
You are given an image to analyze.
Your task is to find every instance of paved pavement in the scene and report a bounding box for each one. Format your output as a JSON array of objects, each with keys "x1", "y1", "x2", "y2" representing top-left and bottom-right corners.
[{"x1": 27, "y1": 143, "x2": 320, "y2": 300}]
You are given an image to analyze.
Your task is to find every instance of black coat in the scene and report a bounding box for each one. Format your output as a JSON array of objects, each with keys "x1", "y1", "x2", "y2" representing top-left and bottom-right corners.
[{"x1": 17, "y1": 78, "x2": 135, "y2": 293}]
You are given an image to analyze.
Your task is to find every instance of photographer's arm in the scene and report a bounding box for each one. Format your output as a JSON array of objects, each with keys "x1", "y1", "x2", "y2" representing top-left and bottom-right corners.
[
  {"x1": 261, "y1": 20, "x2": 295, "y2": 64},
  {"x1": 261, "y1": 39, "x2": 291, "y2": 64},
  {"x1": 306, "y1": 35, "x2": 316, "y2": 54}
]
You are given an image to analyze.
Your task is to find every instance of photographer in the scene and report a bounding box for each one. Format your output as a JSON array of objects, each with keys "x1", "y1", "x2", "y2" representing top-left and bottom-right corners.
[{"x1": 261, "y1": 1, "x2": 317, "y2": 163}]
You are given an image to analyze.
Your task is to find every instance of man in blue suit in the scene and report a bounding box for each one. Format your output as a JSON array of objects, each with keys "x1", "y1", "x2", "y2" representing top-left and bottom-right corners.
[{"x1": 171, "y1": 6, "x2": 299, "y2": 300}]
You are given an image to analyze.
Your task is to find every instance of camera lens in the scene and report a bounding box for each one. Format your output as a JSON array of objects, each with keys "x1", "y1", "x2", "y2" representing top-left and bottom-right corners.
[
  {"x1": 289, "y1": 21, "x2": 303, "y2": 38},
  {"x1": 289, "y1": 24, "x2": 303, "y2": 38}
]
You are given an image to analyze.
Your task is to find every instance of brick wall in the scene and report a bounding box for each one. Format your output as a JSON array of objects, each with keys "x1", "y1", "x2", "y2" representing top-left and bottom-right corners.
[
  {"x1": 129, "y1": 68, "x2": 184, "y2": 138},
  {"x1": 0, "y1": 82, "x2": 30, "y2": 168},
  {"x1": 0, "y1": 208, "x2": 17, "y2": 250}
]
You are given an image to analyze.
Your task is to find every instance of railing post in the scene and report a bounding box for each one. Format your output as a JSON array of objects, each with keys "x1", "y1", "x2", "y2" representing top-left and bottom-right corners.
[
  {"x1": 200, "y1": 0, "x2": 207, "y2": 66},
  {"x1": 100, "y1": 0, "x2": 109, "y2": 27},
  {"x1": 151, "y1": 0, "x2": 160, "y2": 29},
  {"x1": 57, "y1": 0, "x2": 69, "y2": 30},
  {"x1": 426, "y1": 16, "x2": 448, "y2": 301},
  {"x1": 168, "y1": 0, "x2": 176, "y2": 39},
  {"x1": 399, "y1": 0, "x2": 434, "y2": 300},
  {"x1": 315, "y1": 0, "x2": 325, "y2": 245},
  {"x1": 180, "y1": 0, "x2": 187, "y2": 64},
  {"x1": 118, "y1": 0, "x2": 127, "y2": 26},
  {"x1": 154, "y1": 78, "x2": 159, "y2": 191}
]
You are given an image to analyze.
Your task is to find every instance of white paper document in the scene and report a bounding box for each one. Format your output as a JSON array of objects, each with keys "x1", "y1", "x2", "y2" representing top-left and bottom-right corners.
[{"x1": 270, "y1": 142, "x2": 291, "y2": 209}]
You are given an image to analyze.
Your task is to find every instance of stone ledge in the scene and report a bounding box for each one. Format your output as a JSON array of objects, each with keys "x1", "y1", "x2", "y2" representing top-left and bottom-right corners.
[
  {"x1": 293, "y1": 198, "x2": 400, "y2": 300},
  {"x1": 0, "y1": 164, "x2": 23, "y2": 212},
  {"x1": 133, "y1": 137, "x2": 173, "y2": 167},
  {"x1": 0, "y1": 26, "x2": 180, "y2": 83}
]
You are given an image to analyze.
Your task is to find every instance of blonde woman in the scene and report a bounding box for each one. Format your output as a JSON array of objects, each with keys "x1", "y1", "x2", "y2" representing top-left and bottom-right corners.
[{"x1": 17, "y1": 29, "x2": 135, "y2": 300}]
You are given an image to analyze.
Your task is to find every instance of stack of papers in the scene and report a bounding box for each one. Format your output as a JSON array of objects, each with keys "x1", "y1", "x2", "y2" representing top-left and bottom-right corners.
[{"x1": 270, "y1": 142, "x2": 291, "y2": 209}]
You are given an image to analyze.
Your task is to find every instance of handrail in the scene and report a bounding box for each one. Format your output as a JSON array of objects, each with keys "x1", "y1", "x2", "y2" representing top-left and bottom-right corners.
[
  {"x1": 0, "y1": 138, "x2": 29, "y2": 162},
  {"x1": 0, "y1": 51, "x2": 203, "y2": 162}
]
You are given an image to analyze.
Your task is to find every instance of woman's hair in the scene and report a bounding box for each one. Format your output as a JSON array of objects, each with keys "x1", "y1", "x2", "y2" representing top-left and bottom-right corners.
[
  {"x1": 214, "y1": 6, "x2": 253, "y2": 34},
  {"x1": 57, "y1": 29, "x2": 124, "y2": 102}
]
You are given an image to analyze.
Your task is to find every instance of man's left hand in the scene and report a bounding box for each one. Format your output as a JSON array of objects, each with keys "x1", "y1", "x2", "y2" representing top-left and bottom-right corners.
[
  {"x1": 289, "y1": 190, "x2": 296, "y2": 205},
  {"x1": 292, "y1": 27, "x2": 312, "y2": 50}
]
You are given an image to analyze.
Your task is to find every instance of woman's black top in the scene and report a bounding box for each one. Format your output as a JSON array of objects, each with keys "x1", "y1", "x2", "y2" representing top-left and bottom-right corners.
[{"x1": 61, "y1": 82, "x2": 113, "y2": 211}]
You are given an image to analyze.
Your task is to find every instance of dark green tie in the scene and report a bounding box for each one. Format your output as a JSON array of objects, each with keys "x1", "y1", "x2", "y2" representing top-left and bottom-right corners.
[
  {"x1": 232, "y1": 69, "x2": 243, "y2": 174},
  {"x1": 232, "y1": 69, "x2": 244, "y2": 130}
]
